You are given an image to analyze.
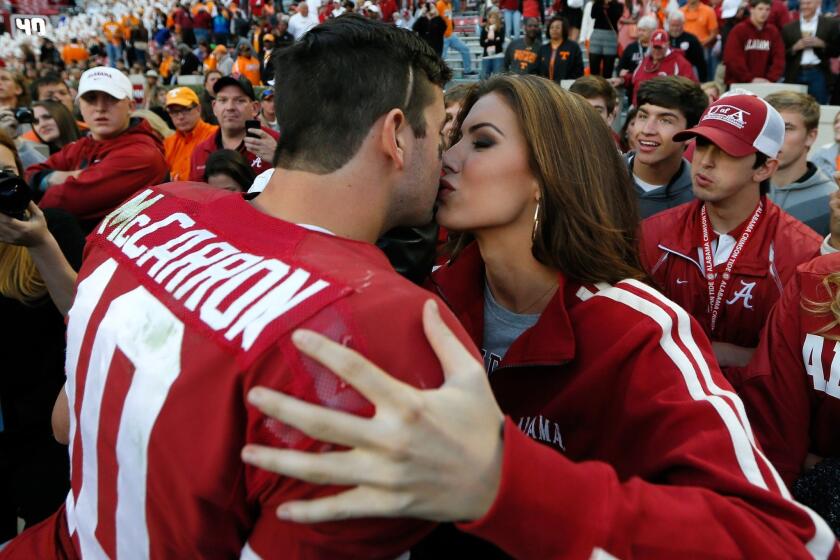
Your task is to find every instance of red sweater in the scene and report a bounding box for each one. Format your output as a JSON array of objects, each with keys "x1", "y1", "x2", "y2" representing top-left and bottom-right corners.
[
  {"x1": 628, "y1": 49, "x2": 698, "y2": 104},
  {"x1": 188, "y1": 126, "x2": 279, "y2": 181},
  {"x1": 428, "y1": 243, "x2": 838, "y2": 558},
  {"x1": 28, "y1": 119, "x2": 168, "y2": 223},
  {"x1": 723, "y1": 19, "x2": 785, "y2": 84}
]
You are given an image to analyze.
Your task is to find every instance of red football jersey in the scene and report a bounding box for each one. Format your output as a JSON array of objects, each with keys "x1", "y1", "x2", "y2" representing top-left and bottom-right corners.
[
  {"x1": 730, "y1": 253, "x2": 840, "y2": 485},
  {"x1": 1, "y1": 183, "x2": 476, "y2": 559}
]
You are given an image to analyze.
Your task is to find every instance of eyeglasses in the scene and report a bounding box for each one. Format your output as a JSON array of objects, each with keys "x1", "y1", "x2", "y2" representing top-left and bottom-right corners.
[{"x1": 166, "y1": 105, "x2": 198, "y2": 116}]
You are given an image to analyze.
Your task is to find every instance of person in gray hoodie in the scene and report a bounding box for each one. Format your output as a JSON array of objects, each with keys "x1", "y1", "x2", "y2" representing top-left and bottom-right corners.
[
  {"x1": 810, "y1": 110, "x2": 839, "y2": 181},
  {"x1": 625, "y1": 76, "x2": 708, "y2": 219},
  {"x1": 767, "y1": 92, "x2": 838, "y2": 236}
]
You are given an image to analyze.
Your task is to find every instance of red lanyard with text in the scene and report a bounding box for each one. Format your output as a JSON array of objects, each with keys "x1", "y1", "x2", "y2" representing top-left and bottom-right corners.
[{"x1": 700, "y1": 202, "x2": 763, "y2": 334}]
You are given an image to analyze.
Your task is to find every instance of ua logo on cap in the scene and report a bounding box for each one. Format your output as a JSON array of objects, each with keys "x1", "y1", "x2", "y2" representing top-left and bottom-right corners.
[{"x1": 704, "y1": 105, "x2": 751, "y2": 130}]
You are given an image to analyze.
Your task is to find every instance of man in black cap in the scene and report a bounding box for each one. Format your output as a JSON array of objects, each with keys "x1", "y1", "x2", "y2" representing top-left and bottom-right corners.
[{"x1": 188, "y1": 76, "x2": 279, "y2": 181}]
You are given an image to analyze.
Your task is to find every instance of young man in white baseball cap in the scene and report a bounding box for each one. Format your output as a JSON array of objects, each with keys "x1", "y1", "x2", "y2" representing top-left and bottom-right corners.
[
  {"x1": 26, "y1": 66, "x2": 168, "y2": 231},
  {"x1": 640, "y1": 91, "x2": 822, "y2": 368}
]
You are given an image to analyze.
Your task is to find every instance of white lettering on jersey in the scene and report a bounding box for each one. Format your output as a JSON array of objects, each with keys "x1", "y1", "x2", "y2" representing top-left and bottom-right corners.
[
  {"x1": 802, "y1": 334, "x2": 840, "y2": 397},
  {"x1": 745, "y1": 38, "x2": 771, "y2": 51},
  {"x1": 726, "y1": 280, "x2": 756, "y2": 309},
  {"x1": 66, "y1": 262, "x2": 184, "y2": 559},
  {"x1": 98, "y1": 193, "x2": 332, "y2": 352},
  {"x1": 517, "y1": 415, "x2": 565, "y2": 450}
]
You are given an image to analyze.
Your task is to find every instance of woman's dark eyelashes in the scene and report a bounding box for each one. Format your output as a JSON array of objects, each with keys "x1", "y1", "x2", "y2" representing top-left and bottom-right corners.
[{"x1": 472, "y1": 138, "x2": 494, "y2": 149}]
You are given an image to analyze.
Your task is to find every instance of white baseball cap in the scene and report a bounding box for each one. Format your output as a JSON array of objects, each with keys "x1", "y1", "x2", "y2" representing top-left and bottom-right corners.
[{"x1": 76, "y1": 66, "x2": 133, "y2": 102}]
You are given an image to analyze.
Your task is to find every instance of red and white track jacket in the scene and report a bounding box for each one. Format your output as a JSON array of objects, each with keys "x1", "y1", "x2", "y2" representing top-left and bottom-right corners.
[
  {"x1": 641, "y1": 197, "x2": 821, "y2": 348},
  {"x1": 428, "y1": 244, "x2": 837, "y2": 559}
]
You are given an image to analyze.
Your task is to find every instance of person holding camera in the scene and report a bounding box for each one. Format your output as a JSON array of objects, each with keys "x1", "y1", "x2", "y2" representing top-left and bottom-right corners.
[
  {"x1": 25, "y1": 67, "x2": 168, "y2": 232},
  {"x1": 188, "y1": 76, "x2": 279, "y2": 181},
  {"x1": 0, "y1": 130, "x2": 83, "y2": 544}
]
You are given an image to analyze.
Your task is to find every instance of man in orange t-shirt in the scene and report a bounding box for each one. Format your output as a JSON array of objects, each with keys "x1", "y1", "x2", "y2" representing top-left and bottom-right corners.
[
  {"x1": 232, "y1": 44, "x2": 262, "y2": 86},
  {"x1": 163, "y1": 87, "x2": 218, "y2": 181},
  {"x1": 681, "y1": 0, "x2": 718, "y2": 76},
  {"x1": 102, "y1": 14, "x2": 124, "y2": 68},
  {"x1": 61, "y1": 38, "x2": 89, "y2": 66},
  {"x1": 436, "y1": 0, "x2": 475, "y2": 74}
]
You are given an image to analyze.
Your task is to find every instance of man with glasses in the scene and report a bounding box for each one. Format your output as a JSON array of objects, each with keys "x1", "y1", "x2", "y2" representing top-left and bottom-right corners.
[{"x1": 163, "y1": 87, "x2": 218, "y2": 181}]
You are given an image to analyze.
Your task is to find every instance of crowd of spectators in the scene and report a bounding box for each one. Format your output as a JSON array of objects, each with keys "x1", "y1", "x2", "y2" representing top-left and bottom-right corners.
[{"x1": 0, "y1": 0, "x2": 840, "y2": 555}]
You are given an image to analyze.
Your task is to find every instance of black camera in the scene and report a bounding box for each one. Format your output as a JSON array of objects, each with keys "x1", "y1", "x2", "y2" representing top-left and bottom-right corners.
[
  {"x1": 0, "y1": 171, "x2": 32, "y2": 220},
  {"x1": 14, "y1": 107, "x2": 34, "y2": 125}
]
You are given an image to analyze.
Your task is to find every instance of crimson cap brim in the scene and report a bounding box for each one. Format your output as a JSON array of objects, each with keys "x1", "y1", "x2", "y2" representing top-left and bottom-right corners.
[{"x1": 673, "y1": 125, "x2": 758, "y2": 158}]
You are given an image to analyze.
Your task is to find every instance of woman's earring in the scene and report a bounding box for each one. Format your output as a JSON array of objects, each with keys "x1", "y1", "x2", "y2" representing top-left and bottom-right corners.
[{"x1": 531, "y1": 201, "x2": 540, "y2": 242}]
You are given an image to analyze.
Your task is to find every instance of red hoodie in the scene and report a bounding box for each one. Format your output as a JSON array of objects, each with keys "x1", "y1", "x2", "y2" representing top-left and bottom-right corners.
[
  {"x1": 28, "y1": 118, "x2": 168, "y2": 224},
  {"x1": 628, "y1": 48, "x2": 698, "y2": 104},
  {"x1": 723, "y1": 19, "x2": 785, "y2": 84}
]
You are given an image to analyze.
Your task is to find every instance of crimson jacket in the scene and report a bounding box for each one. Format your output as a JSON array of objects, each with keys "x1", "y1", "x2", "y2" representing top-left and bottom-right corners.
[
  {"x1": 723, "y1": 19, "x2": 785, "y2": 84},
  {"x1": 729, "y1": 253, "x2": 840, "y2": 485},
  {"x1": 627, "y1": 49, "x2": 697, "y2": 104},
  {"x1": 188, "y1": 126, "x2": 279, "y2": 181},
  {"x1": 424, "y1": 243, "x2": 837, "y2": 558},
  {"x1": 640, "y1": 197, "x2": 821, "y2": 348},
  {"x1": 27, "y1": 118, "x2": 168, "y2": 225}
]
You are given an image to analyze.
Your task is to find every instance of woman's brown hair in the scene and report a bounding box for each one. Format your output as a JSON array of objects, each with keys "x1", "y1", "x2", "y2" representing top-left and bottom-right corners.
[
  {"x1": 803, "y1": 273, "x2": 840, "y2": 341},
  {"x1": 447, "y1": 74, "x2": 645, "y2": 285},
  {"x1": 0, "y1": 130, "x2": 46, "y2": 303},
  {"x1": 33, "y1": 99, "x2": 81, "y2": 150}
]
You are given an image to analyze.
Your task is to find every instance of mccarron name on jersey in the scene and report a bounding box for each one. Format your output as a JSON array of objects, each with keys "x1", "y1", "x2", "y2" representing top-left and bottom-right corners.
[{"x1": 94, "y1": 188, "x2": 340, "y2": 356}]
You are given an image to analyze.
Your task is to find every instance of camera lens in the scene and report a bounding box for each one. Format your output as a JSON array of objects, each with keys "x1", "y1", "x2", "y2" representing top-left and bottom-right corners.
[
  {"x1": 14, "y1": 107, "x2": 34, "y2": 125},
  {"x1": 0, "y1": 172, "x2": 32, "y2": 220}
]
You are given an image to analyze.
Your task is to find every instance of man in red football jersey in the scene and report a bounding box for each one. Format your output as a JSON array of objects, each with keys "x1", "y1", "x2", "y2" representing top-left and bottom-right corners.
[
  {"x1": 0, "y1": 15, "x2": 463, "y2": 559},
  {"x1": 641, "y1": 91, "x2": 822, "y2": 366}
]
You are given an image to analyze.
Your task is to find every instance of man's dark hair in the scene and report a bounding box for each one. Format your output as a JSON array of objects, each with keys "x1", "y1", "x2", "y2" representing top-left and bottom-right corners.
[
  {"x1": 636, "y1": 76, "x2": 708, "y2": 128},
  {"x1": 273, "y1": 14, "x2": 451, "y2": 173},
  {"x1": 750, "y1": 0, "x2": 771, "y2": 7},
  {"x1": 30, "y1": 73, "x2": 69, "y2": 102},
  {"x1": 569, "y1": 75, "x2": 618, "y2": 115}
]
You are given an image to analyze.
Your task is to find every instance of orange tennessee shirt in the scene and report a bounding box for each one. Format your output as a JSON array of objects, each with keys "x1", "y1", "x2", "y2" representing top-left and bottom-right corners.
[
  {"x1": 103, "y1": 21, "x2": 124, "y2": 46},
  {"x1": 681, "y1": 2, "x2": 718, "y2": 45},
  {"x1": 165, "y1": 120, "x2": 219, "y2": 181},
  {"x1": 436, "y1": 0, "x2": 454, "y2": 37},
  {"x1": 233, "y1": 56, "x2": 261, "y2": 86},
  {"x1": 62, "y1": 43, "x2": 89, "y2": 65}
]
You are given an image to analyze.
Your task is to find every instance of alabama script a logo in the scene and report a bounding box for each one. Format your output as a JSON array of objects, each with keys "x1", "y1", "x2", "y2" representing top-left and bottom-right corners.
[{"x1": 726, "y1": 280, "x2": 756, "y2": 309}]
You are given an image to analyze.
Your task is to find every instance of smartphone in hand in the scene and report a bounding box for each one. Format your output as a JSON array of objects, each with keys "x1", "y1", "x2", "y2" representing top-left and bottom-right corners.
[{"x1": 245, "y1": 120, "x2": 262, "y2": 138}]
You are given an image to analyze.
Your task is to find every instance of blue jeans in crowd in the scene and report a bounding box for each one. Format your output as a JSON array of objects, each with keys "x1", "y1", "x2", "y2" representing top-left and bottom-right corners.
[
  {"x1": 106, "y1": 43, "x2": 122, "y2": 68},
  {"x1": 481, "y1": 55, "x2": 505, "y2": 78},
  {"x1": 797, "y1": 67, "x2": 830, "y2": 105},
  {"x1": 443, "y1": 35, "x2": 474, "y2": 74},
  {"x1": 194, "y1": 28, "x2": 210, "y2": 45},
  {"x1": 503, "y1": 9, "x2": 521, "y2": 39}
]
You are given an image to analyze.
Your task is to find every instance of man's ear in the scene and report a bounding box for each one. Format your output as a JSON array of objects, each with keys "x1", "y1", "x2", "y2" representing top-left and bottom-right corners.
[
  {"x1": 753, "y1": 157, "x2": 779, "y2": 183},
  {"x1": 380, "y1": 107, "x2": 408, "y2": 171},
  {"x1": 805, "y1": 126, "x2": 818, "y2": 150}
]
